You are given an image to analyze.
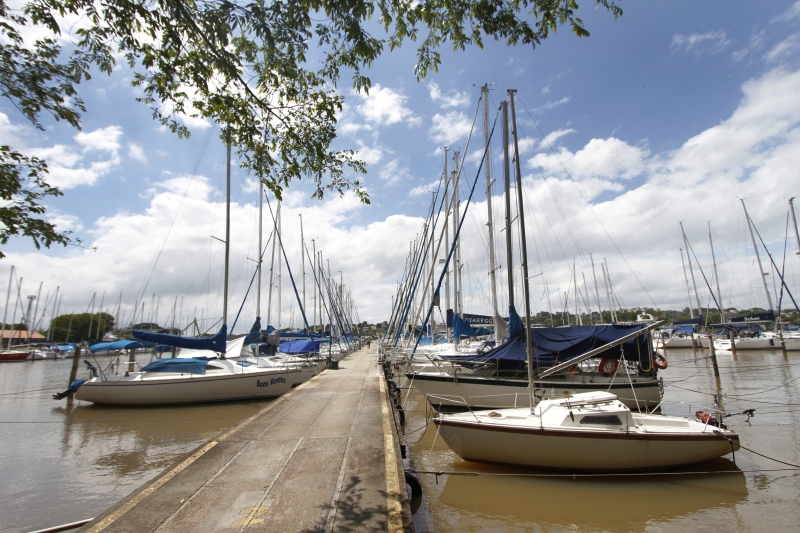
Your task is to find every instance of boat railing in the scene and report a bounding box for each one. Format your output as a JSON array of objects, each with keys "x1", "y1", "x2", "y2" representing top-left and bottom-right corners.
[{"x1": 426, "y1": 394, "x2": 482, "y2": 423}]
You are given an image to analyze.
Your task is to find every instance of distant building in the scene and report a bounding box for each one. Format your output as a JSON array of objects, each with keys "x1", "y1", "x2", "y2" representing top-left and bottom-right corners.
[{"x1": 1, "y1": 330, "x2": 46, "y2": 344}]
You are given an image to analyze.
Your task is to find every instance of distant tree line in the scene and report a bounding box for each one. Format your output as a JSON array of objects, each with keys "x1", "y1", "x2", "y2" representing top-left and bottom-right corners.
[{"x1": 49, "y1": 312, "x2": 115, "y2": 343}]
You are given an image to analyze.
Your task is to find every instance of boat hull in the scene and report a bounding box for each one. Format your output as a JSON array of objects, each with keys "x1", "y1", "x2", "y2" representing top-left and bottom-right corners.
[
  {"x1": 408, "y1": 372, "x2": 662, "y2": 411},
  {"x1": 435, "y1": 418, "x2": 739, "y2": 471},
  {"x1": 74, "y1": 366, "x2": 313, "y2": 405},
  {"x1": 0, "y1": 351, "x2": 31, "y2": 362}
]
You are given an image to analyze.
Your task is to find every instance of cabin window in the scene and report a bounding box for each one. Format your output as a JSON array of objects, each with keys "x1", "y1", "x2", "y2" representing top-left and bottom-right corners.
[{"x1": 579, "y1": 415, "x2": 622, "y2": 425}]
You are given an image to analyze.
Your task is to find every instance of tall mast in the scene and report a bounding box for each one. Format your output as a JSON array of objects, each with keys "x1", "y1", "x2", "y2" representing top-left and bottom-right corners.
[
  {"x1": 300, "y1": 214, "x2": 306, "y2": 330},
  {"x1": 266, "y1": 199, "x2": 277, "y2": 326},
  {"x1": 257, "y1": 179, "x2": 263, "y2": 319},
  {"x1": 502, "y1": 101, "x2": 514, "y2": 310},
  {"x1": 604, "y1": 258, "x2": 617, "y2": 322},
  {"x1": 47, "y1": 285, "x2": 59, "y2": 341},
  {"x1": 582, "y1": 272, "x2": 593, "y2": 324},
  {"x1": 590, "y1": 253, "x2": 602, "y2": 321},
  {"x1": 312, "y1": 239, "x2": 317, "y2": 331},
  {"x1": 223, "y1": 142, "x2": 231, "y2": 327},
  {"x1": 2, "y1": 266, "x2": 14, "y2": 346},
  {"x1": 574, "y1": 259, "x2": 581, "y2": 325},
  {"x1": 277, "y1": 202, "x2": 282, "y2": 329},
  {"x1": 452, "y1": 152, "x2": 461, "y2": 316},
  {"x1": 741, "y1": 199, "x2": 774, "y2": 313},
  {"x1": 481, "y1": 84, "x2": 499, "y2": 318},
  {"x1": 679, "y1": 222, "x2": 702, "y2": 317},
  {"x1": 430, "y1": 192, "x2": 436, "y2": 342},
  {"x1": 443, "y1": 148, "x2": 451, "y2": 339},
  {"x1": 790, "y1": 198, "x2": 800, "y2": 255},
  {"x1": 679, "y1": 248, "x2": 694, "y2": 318},
  {"x1": 708, "y1": 222, "x2": 725, "y2": 323},
  {"x1": 508, "y1": 89, "x2": 535, "y2": 410}
]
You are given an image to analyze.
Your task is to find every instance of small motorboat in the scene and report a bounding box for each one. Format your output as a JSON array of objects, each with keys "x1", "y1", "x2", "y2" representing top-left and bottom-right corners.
[
  {"x1": 434, "y1": 391, "x2": 740, "y2": 471},
  {"x1": 0, "y1": 351, "x2": 32, "y2": 362}
]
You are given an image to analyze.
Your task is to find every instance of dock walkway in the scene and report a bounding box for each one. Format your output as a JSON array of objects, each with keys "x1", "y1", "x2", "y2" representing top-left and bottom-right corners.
[{"x1": 79, "y1": 347, "x2": 412, "y2": 533}]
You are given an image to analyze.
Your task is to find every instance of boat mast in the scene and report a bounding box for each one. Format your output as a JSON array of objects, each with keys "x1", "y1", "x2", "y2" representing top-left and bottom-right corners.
[
  {"x1": 300, "y1": 214, "x2": 305, "y2": 330},
  {"x1": 679, "y1": 248, "x2": 694, "y2": 318},
  {"x1": 1, "y1": 266, "x2": 13, "y2": 348},
  {"x1": 582, "y1": 272, "x2": 594, "y2": 324},
  {"x1": 708, "y1": 222, "x2": 725, "y2": 323},
  {"x1": 277, "y1": 201, "x2": 282, "y2": 330},
  {"x1": 481, "y1": 84, "x2": 499, "y2": 321},
  {"x1": 502, "y1": 102, "x2": 514, "y2": 312},
  {"x1": 257, "y1": 179, "x2": 263, "y2": 320},
  {"x1": 679, "y1": 222, "x2": 702, "y2": 317},
  {"x1": 574, "y1": 259, "x2": 581, "y2": 325},
  {"x1": 266, "y1": 200, "x2": 277, "y2": 326},
  {"x1": 430, "y1": 192, "x2": 436, "y2": 343},
  {"x1": 443, "y1": 148, "x2": 451, "y2": 340},
  {"x1": 741, "y1": 199, "x2": 775, "y2": 314},
  {"x1": 590, "y1": 253, "x2": 602, "y2": 321},
  {"x1": 508, "y1": 89, "x2": 536, "y2": 410},
  {"x1": 223, "y1": 142, "x2": 231, "y2": 329},
  {"x1": 312, "y1": 239, "x2": 317, "y2": 332},
  {"x1": 790, "y1": 197, "x2": 800, "y2": 255},
  {"x1": 452, "y1": 152, "x2": 462, "y2": 317}
]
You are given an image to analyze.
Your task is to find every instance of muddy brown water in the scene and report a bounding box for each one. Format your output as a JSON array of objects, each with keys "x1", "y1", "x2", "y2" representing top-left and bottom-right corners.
[
  {"x1": 399, "y1": 348, "x2": 800, "y2": 532},
  {"x1": 1, "y1": 349, "x2": 799, "y2": 532}
]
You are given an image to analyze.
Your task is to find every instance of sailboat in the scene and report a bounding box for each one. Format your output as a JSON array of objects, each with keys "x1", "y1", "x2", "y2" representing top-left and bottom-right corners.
[
  {"x1": 72, "y1": 144, "x2": 318, "y2": 405},
  {"x1": 406, "y1": 92, "x2": 663, "y2": 412},
  {"x1": 433, "y1": 90, "x2": 740, "y2": 471}
]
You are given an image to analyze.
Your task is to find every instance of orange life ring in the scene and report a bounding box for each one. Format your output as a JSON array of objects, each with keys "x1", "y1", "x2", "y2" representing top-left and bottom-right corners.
[
  {"x1": 655, "y1": 353, "x2": 668, "y2": 370},
  {"x1": 599, "y1": 358, "x2": 618, "y2": 376}
]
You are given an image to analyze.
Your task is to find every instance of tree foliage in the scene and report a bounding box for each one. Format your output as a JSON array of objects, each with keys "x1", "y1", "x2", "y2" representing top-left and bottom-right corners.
[
  {"x1": 2, "y1": 0, "x2": 621, "y2": 252},
  {"x1": 50, "y1": 312, "x2": 115, "y2": 342}
]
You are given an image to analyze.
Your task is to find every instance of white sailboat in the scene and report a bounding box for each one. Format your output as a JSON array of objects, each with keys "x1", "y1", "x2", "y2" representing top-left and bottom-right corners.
[
  {"x1": 74, "y1": 144, "x2": 318, "y2": 406},
  {"x1": 433, "y1": 91, "x2": 740, "y2": 471}
]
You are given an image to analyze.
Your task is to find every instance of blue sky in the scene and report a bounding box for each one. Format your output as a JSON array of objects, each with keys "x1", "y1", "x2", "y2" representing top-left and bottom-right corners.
[{"x1": 3, "y1": 1, "x2": 800, "y2": 329}]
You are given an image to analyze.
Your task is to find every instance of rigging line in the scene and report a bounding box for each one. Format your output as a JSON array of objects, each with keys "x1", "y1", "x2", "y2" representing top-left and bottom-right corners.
[
  {"x1": 724, "y1": 374, "x2": 800, "y2": 396},
  {"x1": 230, "y1": 231, "x2": 273, "y2": 331},
  {"x1": 134, "y1": 124, "x2": 216, "y2": 305},
  {"x1": 517, "y1": 97, "x2": 657, "y2": 308},
  {"x1": 750, "y1": 217, "x2": 800, "y2": 312}
]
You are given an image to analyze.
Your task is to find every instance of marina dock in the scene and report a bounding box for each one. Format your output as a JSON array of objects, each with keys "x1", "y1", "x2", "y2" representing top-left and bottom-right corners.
[{"x1": 77, "y1": 347, "x2": 412, "y2": 533}]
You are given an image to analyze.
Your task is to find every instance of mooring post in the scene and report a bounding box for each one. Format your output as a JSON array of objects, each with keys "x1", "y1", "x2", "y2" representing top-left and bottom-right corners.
[
  {"x1": 66, "y1": 346, "x2": 82, "y2": 406},
  {"x1": 708, "y1": 335, "x2": 720, "y2": 377}
]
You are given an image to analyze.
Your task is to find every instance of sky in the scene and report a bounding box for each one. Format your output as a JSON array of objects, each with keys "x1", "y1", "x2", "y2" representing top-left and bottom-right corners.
[{"x1": 3, "y1": 1, "x2": 800, "y2": 333}]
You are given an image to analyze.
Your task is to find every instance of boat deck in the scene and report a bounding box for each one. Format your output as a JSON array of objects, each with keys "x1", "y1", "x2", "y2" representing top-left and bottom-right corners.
[{"x1": 77, "y1": 347, "x2": 412, "y2": 533}]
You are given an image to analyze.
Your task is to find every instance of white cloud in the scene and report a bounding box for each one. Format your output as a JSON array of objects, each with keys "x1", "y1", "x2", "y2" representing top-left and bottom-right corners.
[
  {"x1": 409, "y1": 179, "x2": 442, "y2": 197},
  {"x1": 764, "y1": 34, "x2": 800, "y2": 64},
  {"x1": 532, "y1": 97, "x2": 570, "y2": 113},
  {"x1": 429, "y1": 110, "x2": 474, "y2": 145},
  {"x1": 732, "y1": 31, "x2": 766, "y2": 62},
  {"x1": 128, "y1": 143, "x2": 147, "y2": 163},
  {"x1": 428, "y1": 82, "x2": 471, "y2": 108},
  {"x1": 379, "y1": 158, "x2": 412, "y2": 186},
  {"x1": 529, "y1": 137, "x2": 647, "y2": 182},
  {"x1": 539, "y1": 128, "x2": 576, "y2": 149},
  {"x1": 671, "y1": 30, "x2": 732, "y2": 54},
  {"x1": 354, "y1": 85, "x2": 419, "y2": 126},
  {"x1": 356, "y1": 144, "x2": 384, "y2": 165},
  {"x1": 29, "y1": 126, "x2": 124, "y2": 189},
  {"x1": 772, "y1": 1, "x2": 800, "y2": 22}
]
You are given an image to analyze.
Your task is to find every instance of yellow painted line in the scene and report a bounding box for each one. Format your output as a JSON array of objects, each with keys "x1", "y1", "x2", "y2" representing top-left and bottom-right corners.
[
  {"x1": 379, "y1": 375, "x2": 404, "y2": 533},
  {"x1": 85, "y1": 369, "x2": 328, "y2": 532}
]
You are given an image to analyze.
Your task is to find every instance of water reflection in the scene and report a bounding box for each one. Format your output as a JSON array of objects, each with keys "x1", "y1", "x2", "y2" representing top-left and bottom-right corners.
[
  {"x1": 0, "y1": 360, "x2": 269, "y2": 533},
  {"x1": 403, "y1": 347, "x2": 800, "y2": 532}
]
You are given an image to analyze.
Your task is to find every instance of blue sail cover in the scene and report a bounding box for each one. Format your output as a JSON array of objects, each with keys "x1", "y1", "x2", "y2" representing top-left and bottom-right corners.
[
  {"x1": 508, "y1": 306, "x2": 522, "y2": 338},
  {"x1": 446, "y1": 324, "x2": 650, "y2": 370},
  {"x1": 89, "y1": 340, "x2": 151, "y2": 353},
  {"x1": 279, "y1": 339, "x2": 320, "y2": 354},
  {"x1": 133, "y1": 325, "x2": 227, "y2": 353},
  {"x1": 140, "y1": 358, "x2": 211, "y2": 374},
  {"x1": 453, "y1": 313, "x2": 492, "y2": 338},
  {"x1": 243, "y1": 318, "x2": 261, "y2": 345}
]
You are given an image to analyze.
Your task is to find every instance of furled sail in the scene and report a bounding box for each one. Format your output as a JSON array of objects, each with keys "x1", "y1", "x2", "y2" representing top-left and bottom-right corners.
[{"x1": 133, "y1": 325, "x2": 227, "y2": 353}]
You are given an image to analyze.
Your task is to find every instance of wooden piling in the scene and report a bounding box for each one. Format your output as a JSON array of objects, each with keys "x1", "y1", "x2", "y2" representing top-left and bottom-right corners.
[{"x1": 708, "y1": 335, "x2": 720, "y2": 377}]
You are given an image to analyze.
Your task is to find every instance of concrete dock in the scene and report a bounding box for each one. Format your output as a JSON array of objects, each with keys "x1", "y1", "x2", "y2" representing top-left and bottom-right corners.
[{"x1": 78, "y1": 347, "x2": 412, "y2": 532}]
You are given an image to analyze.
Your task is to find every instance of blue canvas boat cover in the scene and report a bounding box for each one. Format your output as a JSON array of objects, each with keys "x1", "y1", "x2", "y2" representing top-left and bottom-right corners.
[
  {"x1": 453, "y1": 313, "x2": 492, "y2": 338},
  {"x1": 445, "y1": 324, "x2": 650, "y2": 370},
  {"x1": 89, "y1": 339, "x2": 151, "y2": 353},
  {"x1": 133, "y1": 325, "x2": 227, "y2": 353},
  {"x1": 140, "y1": 358, "x2": 211, "y2": 374},
  {"x1": 280, "y1": 339, "x2": 320, "y2": 354},
  {"x1": 243, "y1": 318, "x2": 261, "y2": 345}
]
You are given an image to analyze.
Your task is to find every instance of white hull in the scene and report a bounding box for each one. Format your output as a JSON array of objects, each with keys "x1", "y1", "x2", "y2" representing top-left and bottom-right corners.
[
  {"x1": 435, "y1": 392, "x2": 739, "y2": 471},
  {"x1": 75, "y1": 364, "x2": 317, "y2": 405},
  {"x1": 409, "y1": 372, "x2": 662, "y2": 411},
  {"x1": 436, "y1": 414, "x2": 738, "y2": 471},
  {"x1": 714, "y1": 337, "x2": 779, "y2": 351}
]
